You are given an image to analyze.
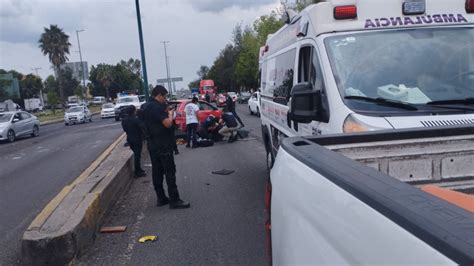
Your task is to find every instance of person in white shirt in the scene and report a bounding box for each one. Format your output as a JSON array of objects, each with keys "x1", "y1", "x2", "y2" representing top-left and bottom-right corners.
[{"x1": 185, "y1": 97, "x2": 200, "y2": 148}]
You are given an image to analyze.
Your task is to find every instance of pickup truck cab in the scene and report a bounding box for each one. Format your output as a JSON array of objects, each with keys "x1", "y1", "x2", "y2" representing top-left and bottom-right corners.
[{"x1": 259, "y1": 0, "x2": 474, "y2": 167}]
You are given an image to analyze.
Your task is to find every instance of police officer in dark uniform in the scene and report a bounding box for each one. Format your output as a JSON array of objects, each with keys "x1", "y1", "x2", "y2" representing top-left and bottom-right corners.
[
  {"x1": 142, "y1": 85, "x2": 190, "y2": 209},
  {"x1": 121, "y1": 105, "x2": 146, "y2": 177}
]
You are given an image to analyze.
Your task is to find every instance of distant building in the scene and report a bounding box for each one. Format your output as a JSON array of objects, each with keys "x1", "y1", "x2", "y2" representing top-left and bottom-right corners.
[
  {"x1": 55, "y1": 62, "x2": 88, "y2": 82},
  {"x1": 0, "y1": 73, "x2": 20, "y2": 99}
]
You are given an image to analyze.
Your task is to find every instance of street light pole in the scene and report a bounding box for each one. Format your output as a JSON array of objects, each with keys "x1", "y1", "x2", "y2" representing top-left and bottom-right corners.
[
  {"x1": 161, "y1": 41, "x2": 172, "y2": 95},
  {"x1": 75, "y1": 29, "x2": 87, "y2": 101},
  {"x1": 135, "y1": 0, "x2": 150, "y2": 99}
]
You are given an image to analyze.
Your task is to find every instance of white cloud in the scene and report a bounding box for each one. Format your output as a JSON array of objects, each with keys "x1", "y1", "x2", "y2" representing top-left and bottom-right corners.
[{"x1": 0, "y1": 0, "x2": 281, "y2": 90}]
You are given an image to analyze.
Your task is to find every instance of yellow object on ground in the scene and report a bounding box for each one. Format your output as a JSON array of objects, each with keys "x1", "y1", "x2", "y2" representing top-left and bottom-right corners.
[{"x1": 138, "y1": 235, "x2": 157, "y2": 243}]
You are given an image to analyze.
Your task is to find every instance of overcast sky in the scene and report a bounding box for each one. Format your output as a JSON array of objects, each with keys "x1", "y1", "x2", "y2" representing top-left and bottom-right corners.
[{"x1": 0, "y1": 0, "x2": 283, "y2": 90}]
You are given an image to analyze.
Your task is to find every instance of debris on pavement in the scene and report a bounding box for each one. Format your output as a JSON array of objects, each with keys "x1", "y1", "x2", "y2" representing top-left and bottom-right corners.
[
  {"x1": 138, "y1": 235, "x2": 158, "y2": 243},
  {"x1": 100, "y1": 226, "x2": 127, "y2": 233},
  {"x1": 176, "y1": 138, "x2": 186, "y2": 145},
  {"x1": 212, "y1": 169, "x2": 235, "y2": 175}
]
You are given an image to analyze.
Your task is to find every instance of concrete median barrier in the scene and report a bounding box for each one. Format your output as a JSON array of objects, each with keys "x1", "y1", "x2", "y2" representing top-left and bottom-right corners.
[{"x1": 21, "y1": 133, "x2": 134, "y2": 265}]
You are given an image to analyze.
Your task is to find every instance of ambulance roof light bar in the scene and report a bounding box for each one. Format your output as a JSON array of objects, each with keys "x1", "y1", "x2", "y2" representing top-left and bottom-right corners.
[
  {"x1": 334, "y1": 5, "x2": 357, "y2": 20},
  {"x1": 467, "y1": 0, "x2": 474, "y2": 13},
  {"x1": 403, "y1": 0, "x2": 425, "y2": 15}
]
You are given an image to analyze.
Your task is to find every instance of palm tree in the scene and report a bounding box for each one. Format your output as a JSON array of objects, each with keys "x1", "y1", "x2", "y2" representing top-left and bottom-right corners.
[
  {"x1": 39, "y1": 25, "x2": 71, "y2": 107},
  {"x1": 96, "y1": 64, "x2": 114, "y2": 99}
]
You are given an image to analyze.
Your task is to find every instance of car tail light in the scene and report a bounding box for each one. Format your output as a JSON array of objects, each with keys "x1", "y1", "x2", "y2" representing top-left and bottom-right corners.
[
  {"x1": 467, "y1": 0, "x2": 474, "y2": 13},
  {"x1": 334, "y1": 5, "x2": 357, "y2": 20}
]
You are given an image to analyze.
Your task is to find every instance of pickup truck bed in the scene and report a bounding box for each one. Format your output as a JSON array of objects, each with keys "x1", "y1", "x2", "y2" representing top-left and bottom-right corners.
[{"x1": 271, "y1": 126, "x2": 474, "y2": 265}]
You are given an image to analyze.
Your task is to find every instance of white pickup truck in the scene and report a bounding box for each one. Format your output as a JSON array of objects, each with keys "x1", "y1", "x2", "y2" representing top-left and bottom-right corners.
[{"x1": 267, "y1": 126, "x2": 474, "y2": 265}]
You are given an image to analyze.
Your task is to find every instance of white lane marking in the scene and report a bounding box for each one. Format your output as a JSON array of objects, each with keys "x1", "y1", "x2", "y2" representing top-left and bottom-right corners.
[{"x1": 12, "y1": 156, "x2": 22, "y2": 160}]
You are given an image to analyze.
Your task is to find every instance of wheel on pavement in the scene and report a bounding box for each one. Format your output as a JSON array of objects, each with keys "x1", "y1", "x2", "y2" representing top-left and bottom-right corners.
[
  {"x1": 31, "y1": 125, "x2": 39, "y2": 137},
  {"x1": 65, "y1": 123, "x2": 69, "y2": 126},
  {"x1": 249, "y1": 106, "x2": 253, "y2": 115},
  {"x1": 115, "y1": 116, "x2": 120, "y2": 121},
  {"x1": 7, "y1": 129, "x2": 15, "y2": 142},
  {"x1": 89, "y1": 117, "x2": 92, "y2": 122},
  {"x1": 257, "y1": 107, "x2": 261, "y2": 117}
]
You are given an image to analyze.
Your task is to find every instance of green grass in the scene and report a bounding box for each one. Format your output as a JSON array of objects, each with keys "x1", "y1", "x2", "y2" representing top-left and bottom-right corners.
[
  {"x1": 36, "y1": 106, "x2": 101, "y2": 123},
  {"x1": 36, "y1": 110, "x2": 65, "y2": 123}
]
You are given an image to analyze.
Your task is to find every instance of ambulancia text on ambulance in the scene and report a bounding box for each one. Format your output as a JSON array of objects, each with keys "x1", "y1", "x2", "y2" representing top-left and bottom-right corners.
[{"x1": 259, "y1": 0, "x2": 474, "y2": 165}]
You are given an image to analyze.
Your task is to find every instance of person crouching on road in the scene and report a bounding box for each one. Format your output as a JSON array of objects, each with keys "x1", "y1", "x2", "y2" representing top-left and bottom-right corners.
[
  {"x1": 185, "y1": 97, "x2": 200, "y2": 148},
  {"x1": 121, "y1": 106, "x2": 146, "y2": 178},
  {"x1": 142, "y1": 85, "x2": 190, "y2": 209},
  {"x1": 218, "y1": 107, "x2": 239, "y2": 143}
]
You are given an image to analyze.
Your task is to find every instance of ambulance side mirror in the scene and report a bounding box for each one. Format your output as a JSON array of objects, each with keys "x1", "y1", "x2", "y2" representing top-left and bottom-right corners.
[{"x1": 289, "y1": 83, "x2": 321, "y2": 124}]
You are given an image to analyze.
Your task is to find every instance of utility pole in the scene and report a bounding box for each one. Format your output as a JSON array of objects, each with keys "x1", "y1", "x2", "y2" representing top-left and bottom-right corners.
[
  {"x1": 75, "y1": 29, "x2": 87, "y2": 101},
  {"x1": 161, "y1": 41, "x2": 172, "y2": 96},
  {"x1": 168, "y1": 56, "x2": 176, "y2": 95},
  {"x1": 31, "y1": 67, "x2": 44, "y2": 106},
  {"x1": 135, "y1": 0, "x2": 150, "y2": 99}
]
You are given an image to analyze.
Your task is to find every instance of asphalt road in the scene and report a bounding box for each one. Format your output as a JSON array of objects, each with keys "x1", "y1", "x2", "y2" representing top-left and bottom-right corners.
[
  {"x1": 79, "y1": 103, "x2": 269, "y2": 265},
  {"x1": 0, "y1": 115, "x2": 123, "y2": 265}
]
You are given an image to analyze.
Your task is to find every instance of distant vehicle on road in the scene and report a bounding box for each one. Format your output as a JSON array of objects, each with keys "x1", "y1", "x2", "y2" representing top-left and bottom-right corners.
[
  {"x1": 24, "y1": 98, "x2": 43, "y2": 112},
  {"x1": 92, "y1": 96, "x2": 106, "y2": 105},
  {"x1": 238, "y1": 92, "x2": 251, "y2": 104},
  {"x1": 100, "y1": 103, "x2": 115, "y2": 119},
  {"x1": 114, "y1": 96, "x2": 141, "y2": 121},
  {"x1": 199, "y1": 80, "x2": 217, "y2": 102},
  {"x1": 216, "y1": 93, "x2": 226, "y2": 107},
  {"x1": 0, "y1": 111, "x2": 40, "y2": 142},
  {"x1": 0, "y1": 100, "x2": 21, "y2": 112},
  {"x1": 248, "y1": 92, "x2": 260, "y2": 116},
  {"x1": 228, "y1": 92, "x2": 238, "y2": 102},
  {"x1": 170, "y1": 100, "x2": 222, "y2": 133},
  {"x1": 64, "y1": 106, "x2": 92, "y2": 125}
]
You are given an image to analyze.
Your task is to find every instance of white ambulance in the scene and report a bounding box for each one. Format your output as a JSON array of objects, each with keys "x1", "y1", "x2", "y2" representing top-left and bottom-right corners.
[{"x1": 259, "y1": 0, "x2": 474, "y2": 166}]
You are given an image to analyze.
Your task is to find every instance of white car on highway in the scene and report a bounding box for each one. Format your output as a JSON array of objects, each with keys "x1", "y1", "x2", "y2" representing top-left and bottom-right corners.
[
  {"x1": 248, "y1": 92, "x2": 260, "y2": 116},
  {"x1": 100, "y1": 103, "x2": 115, "y2": 119},
  {"x1": 114, "y1": 95, "x2": 141, "y2": 121},
  {"x1": 64, "y1": 106, "x2": 92, "y2": 125},
  {"x1": 0, "y1": 111, "x2": 40, "y2": 142}
]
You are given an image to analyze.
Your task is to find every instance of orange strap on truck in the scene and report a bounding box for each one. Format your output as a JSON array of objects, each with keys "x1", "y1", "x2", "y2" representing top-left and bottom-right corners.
[{"x1": 421, "y1": 185, "x2": 474, "y2": 213}]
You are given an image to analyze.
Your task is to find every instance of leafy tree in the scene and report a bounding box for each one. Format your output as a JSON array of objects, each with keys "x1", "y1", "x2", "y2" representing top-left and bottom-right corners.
[
  {"x1": 44, "y1": 75, "x2": 58, "y2": 94},
  {"x1": 38, "y1": 24, "x2": 71, "y2": 106},
  {"x1": 188, "y1": 79, "x2": 200, "y2": 90},
  {"x1": 47, "y1": 90, "x2": 59, "y2": 114},
  {"x1": 234, "y1": 27, "x2": 260, "y2": 91},
  {"x1": 196, "y1": 65, "x2": 210, "y2": 80},
  {"x1": 59, "y1": 68, "x2": 80, "y2": 98},
  {"x1": 19, "y1": 74, "x2": 43, "y2": 99},
  {"x1": 253, "y1": 11, "x2": 284, "y2": 46},
  {"x1": 207, "y1": 44, "x2": 239, "y2": 92},
  {"x1": 94, "y1": 64, "x2": 114, "y2": 99}
]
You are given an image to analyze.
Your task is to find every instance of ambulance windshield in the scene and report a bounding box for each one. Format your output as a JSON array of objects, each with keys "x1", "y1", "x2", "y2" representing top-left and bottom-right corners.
[{"x1": 325, "y1": 27, "x2": 474, "y2": 111}]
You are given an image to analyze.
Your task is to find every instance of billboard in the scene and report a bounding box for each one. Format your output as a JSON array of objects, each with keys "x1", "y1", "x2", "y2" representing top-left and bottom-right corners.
[{"x1": 57, "y1": 62, "x2": 88, "y2": 82}]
